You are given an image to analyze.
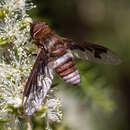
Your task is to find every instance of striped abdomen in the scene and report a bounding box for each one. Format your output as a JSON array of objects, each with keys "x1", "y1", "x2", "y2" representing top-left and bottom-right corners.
[{"x1": 51, "y1": 47, "x2": 80, "y2": 85}]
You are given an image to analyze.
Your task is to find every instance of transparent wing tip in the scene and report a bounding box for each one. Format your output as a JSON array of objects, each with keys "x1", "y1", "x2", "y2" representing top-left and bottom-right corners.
[{"x1": 107, "y1": 50, "x2": 122, "y2": 65}]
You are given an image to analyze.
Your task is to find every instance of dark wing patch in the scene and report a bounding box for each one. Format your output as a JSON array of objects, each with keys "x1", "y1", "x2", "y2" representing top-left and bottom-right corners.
[
  {"x1": 64, "y1": 39, "x2": 121, "y2": 65},
  {"x1": 23, "y1": 49, "x2": 54, "y2": 115}
]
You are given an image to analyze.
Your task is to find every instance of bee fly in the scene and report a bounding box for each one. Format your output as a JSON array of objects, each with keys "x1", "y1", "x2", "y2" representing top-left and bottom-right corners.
[{"x1": 23, "y1": 21, "x2": 121, "y2": 115}]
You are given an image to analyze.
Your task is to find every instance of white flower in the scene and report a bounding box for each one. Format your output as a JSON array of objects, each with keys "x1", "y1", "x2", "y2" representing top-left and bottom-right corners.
[
  {"x1": 39, "y1": 89, "x2": 63, "y2": 130},
  {"x1": 46, "y1": 97, "x2": 63, "y2": 123},
  {"x1": 0, "y1": 0, "x2": 34, "y2": 121},
  {"x1": 0, "y1": 1, "x2": 63, "y2": 130}
]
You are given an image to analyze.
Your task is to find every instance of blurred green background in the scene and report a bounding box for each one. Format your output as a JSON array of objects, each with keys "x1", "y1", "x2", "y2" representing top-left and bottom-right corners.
[{"x1": 29, "y1": 0, "x2": 129, "y2": 130}]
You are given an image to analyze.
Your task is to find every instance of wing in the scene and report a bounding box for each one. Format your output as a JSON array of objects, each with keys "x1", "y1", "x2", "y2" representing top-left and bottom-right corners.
[
  {"x1": 63, "y1": 39, "x2": 121, "y2": 65},
  {"x1": 23, "y1": 48, "x2": 54, "y2": 115}
]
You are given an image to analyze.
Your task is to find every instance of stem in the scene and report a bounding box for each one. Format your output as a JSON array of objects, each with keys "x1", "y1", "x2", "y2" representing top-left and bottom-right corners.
[
  {"x1": 26, "y1": 116, "x2": 32, "y2": 130},
  {"x1": 46, "y1": 115, "x2": 52, "y2": 130}
]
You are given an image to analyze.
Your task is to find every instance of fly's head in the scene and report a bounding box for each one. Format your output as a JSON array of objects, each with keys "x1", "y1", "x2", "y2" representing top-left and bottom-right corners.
[{"x1": 30, "y1": 21, "x2": 51, "y2": 40}]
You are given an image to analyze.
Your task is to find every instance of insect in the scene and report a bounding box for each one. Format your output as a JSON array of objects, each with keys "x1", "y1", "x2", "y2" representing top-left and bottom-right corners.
[{"x1": 23, "y1": 21, "x2": 121, "y2": 115}]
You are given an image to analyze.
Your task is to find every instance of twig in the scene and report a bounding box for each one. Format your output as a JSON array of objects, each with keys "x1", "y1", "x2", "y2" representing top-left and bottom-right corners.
[{"x1": 26, "y1": 116, "x2": 32, "y2": 130}]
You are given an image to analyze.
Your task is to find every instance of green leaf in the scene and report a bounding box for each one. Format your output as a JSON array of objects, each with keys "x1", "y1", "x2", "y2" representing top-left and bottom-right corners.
[
  {"x1": 0, "y1": 38, "x2": 9, "y2": 48},
  {"x1": 14, "y1": 47, "x2": 19, "y2": 61}
]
